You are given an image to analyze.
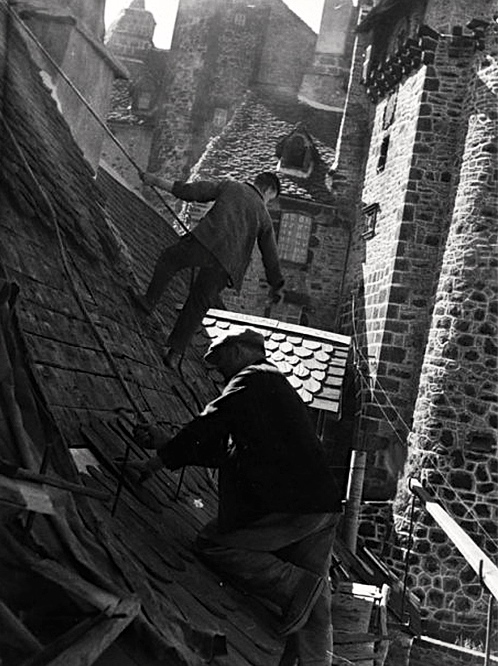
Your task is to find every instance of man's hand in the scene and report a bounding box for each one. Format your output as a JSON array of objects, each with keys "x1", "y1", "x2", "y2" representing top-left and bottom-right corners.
[
  {"x1": 120, "y1": 457, "x2": 163, "y2": 484},
  {"x1": 140, "y1": 172, "x2": 174, "y2": 192},
  {"x1": 141, "y1": 171, "x2": 159, "y2": 187},
  {"x1": 268, "y1": 286, "x2": 284, "y2": 305},
  {"x1": 134, "y1": 423, "x2": 166, "y2": 450}
]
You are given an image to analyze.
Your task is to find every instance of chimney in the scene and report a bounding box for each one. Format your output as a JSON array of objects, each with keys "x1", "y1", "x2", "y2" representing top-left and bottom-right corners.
[
  {"x1": 299, "y1": 0, "x2": 358, "y2": 111},
  {"x1": 17, "y1": 0, "x2": 128, "y2": 172}
]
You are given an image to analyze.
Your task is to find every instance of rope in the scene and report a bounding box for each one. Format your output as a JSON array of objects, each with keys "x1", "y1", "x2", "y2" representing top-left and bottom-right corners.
[
  {"x1": 350, "y1": 294, "x2": 412, "y2": 443},
  {"x1": 0, "y1": 110, "x2": 149, "y2": 515},
  {"x1": 4, "y1": 5, "x2": 217, "y2": 512},
  {"x1": 5, "y1": 2, "x2": 190, "y2": 235},
  {"x1": 350, "y1": 299, "x2": 498, "y2": 548}
]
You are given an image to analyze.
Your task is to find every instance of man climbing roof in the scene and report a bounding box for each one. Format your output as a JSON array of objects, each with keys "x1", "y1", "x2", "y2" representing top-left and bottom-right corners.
[{"x1": 129, "y1": 171, "x2": 284, "y2": 369}]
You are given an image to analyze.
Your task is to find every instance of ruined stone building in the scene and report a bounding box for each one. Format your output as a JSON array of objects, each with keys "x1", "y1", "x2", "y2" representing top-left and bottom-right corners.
[{"x1": 104, "y1": 0, "x2": 498, "y2": 651}]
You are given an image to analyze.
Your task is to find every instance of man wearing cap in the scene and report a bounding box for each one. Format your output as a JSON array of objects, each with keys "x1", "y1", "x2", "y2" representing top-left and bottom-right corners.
[
  {"x1": 132, "y1": 328, "x2": 342, "y2": 665},
  {"x1": 129, "y1": 172, "x2": 284, "y2": 369}
]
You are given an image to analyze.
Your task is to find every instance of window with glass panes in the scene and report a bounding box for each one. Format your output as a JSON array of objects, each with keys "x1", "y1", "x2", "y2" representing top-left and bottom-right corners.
[{"x1": 278, "y1": 213, "x2": 312, "y2": 264}]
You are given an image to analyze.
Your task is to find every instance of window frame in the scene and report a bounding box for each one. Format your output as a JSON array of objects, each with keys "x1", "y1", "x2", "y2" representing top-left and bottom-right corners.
[{"x1": 277, "y1": 211, "x2": 313, "y2": 265}]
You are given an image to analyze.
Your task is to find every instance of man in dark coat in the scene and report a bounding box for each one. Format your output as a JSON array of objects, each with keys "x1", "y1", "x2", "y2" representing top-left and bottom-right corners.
[
  {"x1": 130, "y1": 172, "x2": 284, "y2": 368},
  {"x1": 133, "y1": 328, "x2": 343, "y2": 665}
]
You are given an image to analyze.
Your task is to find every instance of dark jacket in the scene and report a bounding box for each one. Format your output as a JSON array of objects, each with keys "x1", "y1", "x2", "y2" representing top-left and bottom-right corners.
[
  {"x1": 158, "y1": 361, "x2": 343, "y2": 532},
  {"x1": 172, "y1": 179, "x2": 283, "y2": 292}
]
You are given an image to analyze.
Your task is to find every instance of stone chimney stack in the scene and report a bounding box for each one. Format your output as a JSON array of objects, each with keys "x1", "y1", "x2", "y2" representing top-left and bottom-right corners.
[
  {"x1": 105, "y1": 0, "x2": 156, "y2": 78},
  {"x1": 299, "y1": 0, "x2": 358, "y2": 110},
  {"x1": 17, "y1": 0, "x2": 127, "y2": 172}
]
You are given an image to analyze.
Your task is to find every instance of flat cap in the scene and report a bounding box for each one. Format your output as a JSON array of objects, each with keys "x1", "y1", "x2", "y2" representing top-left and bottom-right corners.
[{"x1": 204, "y1": 327, "x2": 266, "y2": 362}]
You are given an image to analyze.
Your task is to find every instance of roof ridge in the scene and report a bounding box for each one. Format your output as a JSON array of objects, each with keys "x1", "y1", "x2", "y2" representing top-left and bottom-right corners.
[{"x1": 206, "y1": 308, "x2": 351, "y2": 344}]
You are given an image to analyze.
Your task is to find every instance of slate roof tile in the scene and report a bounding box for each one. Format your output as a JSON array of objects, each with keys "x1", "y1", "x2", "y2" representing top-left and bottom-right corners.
[
  {"x1": 1, "y1": 13, "x2": 290, "y2": 662},
  {"x1": 190, "y1": 90, "x2": 341, "y2": 205},
  {"x1": 201, "y1": 309, "x2": 351, "y2": 416}
]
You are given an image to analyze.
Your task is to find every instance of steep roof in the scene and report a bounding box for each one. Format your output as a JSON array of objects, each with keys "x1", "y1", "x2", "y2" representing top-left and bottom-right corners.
[
  {"x1": 0, "y1": 7, "x2": 284, "y2": 662},
  {"x1": 0, "y1": 5, "x2": 418, "y2": 663},
  {"x1": 199, "y1": 310, "x2": 351, "y2": 417},
  {"x1": 190, "y1": 90, "x2": 342, "y2": 205}
]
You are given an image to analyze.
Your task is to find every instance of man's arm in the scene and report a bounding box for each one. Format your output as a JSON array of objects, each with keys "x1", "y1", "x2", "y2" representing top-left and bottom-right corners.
[
  {"x1": 257, "y1": 219, "x2": 285, "y2": 298},
  {"x1": 141, "y1": 172, "x2": 175, "y2": 192},
  {"x1": 141, "y1": 174, "x2": 222, "y2": 203},
  {"x1": 170, "y1": 180, "x2": 223, "y2": 203},
  {"x1": 134, "y1": 376, "x2": 249, "y2": 479}
]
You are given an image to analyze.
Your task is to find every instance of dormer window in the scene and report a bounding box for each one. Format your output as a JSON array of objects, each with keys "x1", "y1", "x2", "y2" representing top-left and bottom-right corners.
[
  {"x1": 213, "y1": 107, "x2": 228, "y2": 128},
  {"x1": 276, "y1": 128, "x2": 314, "y2": 178},
  {"x1": 137, "y1": 91, "x2": 152, "y2": 110}
]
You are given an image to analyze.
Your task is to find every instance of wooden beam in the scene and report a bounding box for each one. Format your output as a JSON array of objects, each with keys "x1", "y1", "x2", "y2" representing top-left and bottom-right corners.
[
  {"x1": 29, "y1": 558, "x2": 125, "y2": 614},
  {"x1": 48, "y1": 597, "x2": 140, "y2": 666},
  {"x1": 0, "y1": 463, "x2": 110, "y2": 501},
  {"x1": 21, "y1": 597, "x2": 140, "y2": 666},
  {"x1": 409, "y1": 478, "x2": 498, "y2": 601},
  {"x1": 0, "y1": 599, "x2": 43, "y2": 654},
  {"x1": 374, "y1": 584, "x2": 390, "y2": 666},
  {"x1": 0, "y1": 475, "x2": 54, "y2": 515}
]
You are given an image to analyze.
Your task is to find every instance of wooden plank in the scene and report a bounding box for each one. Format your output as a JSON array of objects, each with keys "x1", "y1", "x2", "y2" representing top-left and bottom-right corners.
[
  {"x1": 334, "y1": 631, "x2": 389, "y2": 645},
  {"x1": 27, "y1": 597, "x2": 140, "y2": 666},
  {"x1": 374, "y1": 584, "x2": 390, "y2": 666},
  {"x1": 310, "y1": 397, "x2": 339, "y2": 412},
  {"x1": 0, "y1": 599, "x2": 43, "y2": 654},
  {"x1": 0, "y1": 465, "x2": 110, "y2": 501},
  {"x1": 0, "y1": 475, "x2": 55, "y2": 514},
  {"x1": 410, "y1": 478, "x2": 498, "y2": 601},
  {"x1": 332, "y1": 583, "x2": 378, "y2": 666},
  {"x1": 29, "y1": 558, "x2": 124, "y2": 613}
]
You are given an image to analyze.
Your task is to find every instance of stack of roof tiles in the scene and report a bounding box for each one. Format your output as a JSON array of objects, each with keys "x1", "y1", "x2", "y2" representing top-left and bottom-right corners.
[
  {"x1": 199, "y1": 310, "x2": 350, "y2": 417},
  {"x1": 190, "y1": 90, "x2": 342, "y2": 205}
]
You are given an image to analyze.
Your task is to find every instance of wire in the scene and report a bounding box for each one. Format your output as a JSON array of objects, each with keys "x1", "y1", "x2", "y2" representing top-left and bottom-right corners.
[
  {"x1": 356, "y1": 368, "x2": 408, "y2": 448},
  {"x1": 350, "y1": 299, "x2": 498, "y2": 548},
  {"x1": 350, "y1": 294, "x2": 410, "y2": 446},
  {"x1": 404, "y1": 445, "x2": 497, "y2": 547},
  {"x1": 422, "y1": 476, "x2": 497, "y2": 547},
  {"x1": 5, "y1": 2, "x2": 190, "y2": 235}
]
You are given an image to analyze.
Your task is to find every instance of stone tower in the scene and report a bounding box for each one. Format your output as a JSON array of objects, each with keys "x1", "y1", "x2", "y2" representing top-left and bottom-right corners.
[
  {"x1": 105, "y1": 0, "x2": 156, "y2": 77},
  {"x1": 393, "y1": 15, "x2": 498, "y2": 641},
  {"x1": 299, "y1": 0, "x2": 358, "y2": 111},
  {"x1": 332, "y1": 0, "x2": 497, "y2": 643}
]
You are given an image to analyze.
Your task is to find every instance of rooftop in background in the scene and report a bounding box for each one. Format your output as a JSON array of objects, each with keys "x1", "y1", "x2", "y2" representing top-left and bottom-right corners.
[
  {"x1": 190, "y1": 90, "x2": 341, "y2": 205},
  {"x1": 198, "y1": 309, "x2": 351, "y2": 417}
]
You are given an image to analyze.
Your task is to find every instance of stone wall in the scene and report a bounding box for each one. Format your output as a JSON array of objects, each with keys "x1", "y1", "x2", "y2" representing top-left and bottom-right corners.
[
  {"x1": 150, "y1": 0, "x2": 316, "y2": 181},
  {"x1": 334, "y1": 4, "x2": 487, "y2": 498},
  {"x1": 332, "y1": 0, "x2": 497, "y2": 645},
  {"x1": 223, "y1": 205, "x2": 349, "y2": 331},
  {"x1": 256, "y1": 0, "x2": 316, "y2": 95},
  {"x1": 393, "y1": 20, "x2": 498, "y2": 641},
  {"x1": 300, "y1": 0, "x2": 358, "y2": 110}
]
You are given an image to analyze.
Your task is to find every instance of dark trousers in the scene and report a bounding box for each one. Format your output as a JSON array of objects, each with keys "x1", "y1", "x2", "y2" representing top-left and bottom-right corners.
[
  {"x1": 145, "y1": 235, "x2": 228, "y2": 353},
  {"x1": 196, "y1": 514, "x2": 340, "y2": 666}
]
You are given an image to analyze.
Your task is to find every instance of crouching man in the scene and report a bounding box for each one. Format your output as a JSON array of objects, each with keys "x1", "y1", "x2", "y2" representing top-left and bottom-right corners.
[{"x1": 132, "y1": 328, "x2": 343, "y2": 665}]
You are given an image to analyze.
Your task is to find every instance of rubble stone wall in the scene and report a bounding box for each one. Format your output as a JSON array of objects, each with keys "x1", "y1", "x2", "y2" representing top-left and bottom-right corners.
[{"x1": 392, "y1": 23, "x2": 498, "y2": 641}]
